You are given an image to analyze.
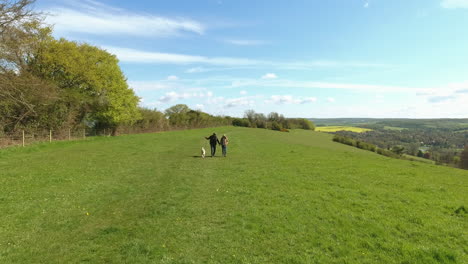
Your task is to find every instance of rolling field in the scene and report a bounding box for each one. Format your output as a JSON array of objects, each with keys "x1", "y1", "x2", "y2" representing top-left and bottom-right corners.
[
  {"x1": 0, "y1": 127, "x2": 467, "y2": 263},
  {"x1": 315, "y1": 126, "x2": 372, "y2": 133}
]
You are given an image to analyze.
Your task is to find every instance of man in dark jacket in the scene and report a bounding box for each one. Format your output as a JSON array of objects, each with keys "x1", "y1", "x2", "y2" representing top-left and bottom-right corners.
[{"x1": 205, "y1": 133, "x2": 220, "y2": 157}]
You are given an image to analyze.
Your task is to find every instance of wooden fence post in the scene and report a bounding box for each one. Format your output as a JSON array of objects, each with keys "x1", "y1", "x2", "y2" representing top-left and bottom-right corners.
[
  {"x1": 83, "y1": 128, "x2": 86, "y2": 139},
  {"x1": 49, "y1": 130, "x2": 52, "y2": 143},
  {"x1": 22, "y1": 130, "x2": 25, "y2": 147},
  {"x1": 68, "y1": 128, "x2": 71, "y2": 140}
]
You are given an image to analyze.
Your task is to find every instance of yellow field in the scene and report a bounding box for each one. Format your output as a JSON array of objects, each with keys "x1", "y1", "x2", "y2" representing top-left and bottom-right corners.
[{"x1": 315, "y1": 126, "x2": 372, "y2": 133}]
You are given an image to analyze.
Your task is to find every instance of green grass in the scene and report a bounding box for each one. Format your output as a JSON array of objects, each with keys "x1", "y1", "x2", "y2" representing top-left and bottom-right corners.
[
  {"x1": 402, "y1": 154, "x2": 436, "y2": 164},
  {"x1": 316, "y1": 126, "x2": 372, "y2": 133},
  {"x1": 0, "y1": 127, "x2": 467, "y2": 263}
]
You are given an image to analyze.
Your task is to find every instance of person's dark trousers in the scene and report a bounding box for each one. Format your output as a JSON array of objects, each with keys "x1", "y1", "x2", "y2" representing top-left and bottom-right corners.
[
  {"x1": 210, "y1": 144, "x2": 217, "y2": 157},
  {"x1": 222, "y1": 145, "x2": 227, "y2": 157}
]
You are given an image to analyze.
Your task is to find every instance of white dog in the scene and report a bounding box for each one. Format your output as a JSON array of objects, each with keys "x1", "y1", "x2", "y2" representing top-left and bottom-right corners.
[{"x1": 201, "y1": 147, "x2": 206, "y2": 158}]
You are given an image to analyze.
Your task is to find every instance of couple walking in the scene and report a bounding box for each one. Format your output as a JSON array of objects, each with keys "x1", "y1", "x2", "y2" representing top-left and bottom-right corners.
[{"x1": 205, "y1": 133, "x2": 229, "y2": 157}]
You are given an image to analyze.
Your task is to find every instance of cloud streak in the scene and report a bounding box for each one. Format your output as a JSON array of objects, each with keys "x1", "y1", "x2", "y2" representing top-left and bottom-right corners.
[
  {"x1": 223, "y1": 39, "x2": 267, "y2": 46},
  {"x1": 266, "y1": 95, "x2": 317, "y2": 105},
  {"x1": 46, "y1": 1, "x2": 205, "y2": 37},
  {"x1": 103, "y1": 46, "x2": 389, "y2": 70}
]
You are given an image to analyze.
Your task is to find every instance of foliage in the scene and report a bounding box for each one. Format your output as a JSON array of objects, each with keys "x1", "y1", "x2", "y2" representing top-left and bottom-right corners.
[
  {"x1": 0, "y1": 0, "x2": 56, "y2": 131},
  {"x1": 460, "y1": 146, "x2": 468, "y2": 170},
  {"x1": 391, "y1": 146, "x2": 405, "y2": 156},
  {"x1": 232, "y1": 118, "x2": 250, "y2": 127},
  {"x1": 129, "y1": 108, "x2": 169, "y2": 132},
  {"x1": 28, "y1": 38, "x2": 141, "y2": 133},
  {"x1": 0, "y1": 127, "x2": 466, "y2": 263},
  {"x1": 270, "y1": 121, "x2": 281, "y2": 131},
  {"x1": 241, "y1": 110, "x2": 315, "y2": 132}
]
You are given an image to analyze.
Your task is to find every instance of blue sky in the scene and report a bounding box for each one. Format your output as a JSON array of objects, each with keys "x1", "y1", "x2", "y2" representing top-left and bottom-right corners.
[{"x1": 37, "y1": 0, "x2": 468, "y2": 118}]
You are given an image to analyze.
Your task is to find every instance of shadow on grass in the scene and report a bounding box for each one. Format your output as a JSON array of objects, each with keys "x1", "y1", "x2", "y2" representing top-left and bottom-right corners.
[{"x1": 191, "y1": 156, "x2": 222, "y2": 158}]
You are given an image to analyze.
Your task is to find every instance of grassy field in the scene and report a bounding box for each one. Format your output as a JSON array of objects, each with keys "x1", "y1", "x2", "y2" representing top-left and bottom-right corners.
[
  {"x1": 0, "y1": 127, "x2": 467, "y2": 263},
  {"x1": 315, "y1": 126, "x2": 372, "y2": 133}
]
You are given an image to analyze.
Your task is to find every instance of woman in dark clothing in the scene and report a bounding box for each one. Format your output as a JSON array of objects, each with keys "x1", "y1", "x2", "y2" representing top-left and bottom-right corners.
[{"x1": 205, "y1": 133, "x2": 220, "y2": 157}]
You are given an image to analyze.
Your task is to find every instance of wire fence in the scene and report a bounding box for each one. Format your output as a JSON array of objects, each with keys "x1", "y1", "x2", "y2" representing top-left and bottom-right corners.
[
  {"x1": 0, "y1": 124, "x2": 226, "y2": 149},
  {"x1": 0, "y1": 128, "x2": 88, "y2": 149}
]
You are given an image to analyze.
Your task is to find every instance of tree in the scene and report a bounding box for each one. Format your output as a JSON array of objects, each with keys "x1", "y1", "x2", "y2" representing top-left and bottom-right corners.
[
  {"x1": 460, "y1": 146, "x2": 468, "y2": 170},
  {"x1": 391, "y1": 146, "x2": 405, "y2": 156},
  {"x1": 0, "y1": 0, "x2": 56, "y2": 131},
  {"x1": 132, "y1": 108, "x2": 168, "y2": 132},
  {"x1": 423, "y1": 152, "x2": 431, "y2": 159},
  {"x1": 165, "y1": 104, "x2": 190, "y2": 116},
  {"x1": 165, "y1": 104, "x2": 190, "y2": 127},
  {"x1": 417, "y1": 150, "x2": 424, "y2": 157},
  {"x1": 407, "y1": 143, "x2": 420, "y2": 156},
  {"x1": 28, "y1": 38, "x2": 140, "y2": 134},
  {"x1": 270, "y1": 121, "x2": 281, "y2": 131},
  {"x1": 244, "y1": 110, "x2": 256, "y2": 127}
]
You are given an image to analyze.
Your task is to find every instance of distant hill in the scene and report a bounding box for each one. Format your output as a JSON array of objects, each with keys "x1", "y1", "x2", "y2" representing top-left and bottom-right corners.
[{"x1": 310, "y1": 118, "x2": 468, "y2": 129}]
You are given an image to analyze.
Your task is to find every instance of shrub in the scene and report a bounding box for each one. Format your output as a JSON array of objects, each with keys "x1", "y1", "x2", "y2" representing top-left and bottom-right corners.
[
  {"x1": 270, "y1": 121, "x2": 282, "y2": 131},
  {"x1": 377, "y1": 148, "x2": 400, "y2": 158},
  {"x1": 232, "y1": 118, "x2": 250, "y2": 127}
]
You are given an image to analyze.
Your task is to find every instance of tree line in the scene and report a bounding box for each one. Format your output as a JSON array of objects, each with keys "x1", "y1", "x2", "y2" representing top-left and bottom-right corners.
[{"x1": 233, "y1": 110, "x2": 315, "y2": 131}]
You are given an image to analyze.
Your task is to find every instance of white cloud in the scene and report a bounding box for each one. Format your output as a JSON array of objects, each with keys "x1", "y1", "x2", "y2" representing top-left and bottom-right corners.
[
  {"x1": 327, "y1": 97, "x2": 336, "y2": 103},
  {"x1": 364, "y1": 1, "x2": 370, "y2": 8},
  {"x1": 261, "y1": 73, "x2": 278, "y2": 79},
  {"x1": 101, "y1": 46, "x2": 389, "y2": 70},
  {"x1": 441, "y1": 0, "x2": 468, "y2": 8},
  {"x1": 129, "y1": 81, "x2": 173, "y2": 92},
  {"x1": 195, "y1": 104, "x2": 205, "y2": 110},
  {"x1": 186, "y1": 67, "x2": 206, "y2": 73},
  {"x1": 157, "y1": 90, "x2": 213, "y2": 103},
  {"x1": 45, "y1": 1, "x2": 205, "y2": 37},
  {"x1": 225, "y1": 97, "x2": 255, "y2": 108},
  {"x1": 229, "y1": 78, "x2": 424, "y2": 93},
  {"x1": 167, "y1": 75, "x2": 179, "y2": 81},
  {"x1": 266, "y1": 95, "x2": 317, "y2": 105},
  {"x1": 104, "y1": 46, "x2": 260, "y2": 65},
  {"x1": 240, "y1": 90, "x2": 248, "y2": 95},
  {"x1": 224, "y1": 39, "x2": 266, "y2": 46},
  {"x1": 158, "y1": 91, "x2": 190, "y2": 103}
]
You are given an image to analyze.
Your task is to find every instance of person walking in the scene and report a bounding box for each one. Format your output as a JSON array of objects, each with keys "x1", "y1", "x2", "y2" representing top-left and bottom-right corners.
[
  {"x1": 205, "y1": 133, "x2": 220, "y2": 157},
  {"x1": 220, "y1": 134, "x2": 229, "y2": 157}
]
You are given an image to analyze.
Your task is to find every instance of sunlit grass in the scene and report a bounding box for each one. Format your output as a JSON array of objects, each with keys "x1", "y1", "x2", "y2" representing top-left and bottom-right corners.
[
  {"x1": 0, "y1": 127, "x2": 466, "y2": 263},
  {"x1": 316, "y1": 126, "x2": 372, "y2": 133}
]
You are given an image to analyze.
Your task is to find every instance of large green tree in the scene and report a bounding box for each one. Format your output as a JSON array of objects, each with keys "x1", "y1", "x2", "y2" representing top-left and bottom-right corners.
[{"x1": 28, "y1": 38, "x2": 141, "y2": 133}]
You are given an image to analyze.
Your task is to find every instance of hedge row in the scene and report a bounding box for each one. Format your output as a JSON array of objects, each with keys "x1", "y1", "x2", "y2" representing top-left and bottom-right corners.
[{"x1": 333, "y1": 134, "x2": 400, "y2": 158}]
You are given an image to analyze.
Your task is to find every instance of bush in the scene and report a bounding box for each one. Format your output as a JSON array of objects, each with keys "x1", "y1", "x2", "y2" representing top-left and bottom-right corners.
[
  {"x1": 377, "y1": 148, "x2": 400, "y2": 158},
  {"x1": 232, "y1": 118, "x2": 250, "y2": 127},
  {"x1": 270, "y1": 121, "x2": 282, "y2": 131},
  {"x1": 280, "y1": 128, "x2": 289, "y2": 132}
]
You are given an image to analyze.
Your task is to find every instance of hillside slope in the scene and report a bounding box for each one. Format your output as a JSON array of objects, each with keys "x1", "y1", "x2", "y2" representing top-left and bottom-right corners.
[{"x1": 0, "y1": 127, "x2": 467, "y2": 263}]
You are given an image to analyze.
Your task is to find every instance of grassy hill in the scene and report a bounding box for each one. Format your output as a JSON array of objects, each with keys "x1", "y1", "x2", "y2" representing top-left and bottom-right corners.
[{"x1": 0, "y1": 127, "x2": 467, "y2": 263}]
